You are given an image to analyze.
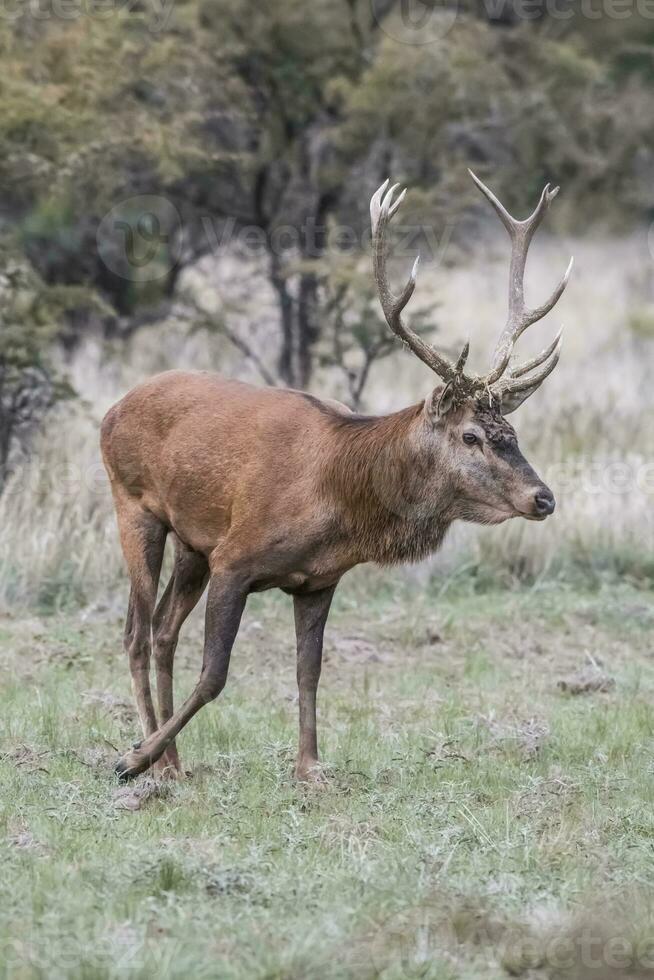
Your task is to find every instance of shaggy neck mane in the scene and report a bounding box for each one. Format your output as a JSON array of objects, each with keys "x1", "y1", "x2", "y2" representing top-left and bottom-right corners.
[{"x1": 320, "y1": 403, "x2": 454, "y2": 566}]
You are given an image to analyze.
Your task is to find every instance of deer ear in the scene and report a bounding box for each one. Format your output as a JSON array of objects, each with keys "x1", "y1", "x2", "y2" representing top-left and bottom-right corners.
[{"x1": 425, "y1": 383, "x2": 456, "y2": 423}]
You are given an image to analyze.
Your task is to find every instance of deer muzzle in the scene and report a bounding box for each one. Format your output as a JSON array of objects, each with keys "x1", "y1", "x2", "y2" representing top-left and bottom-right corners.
[{"x1": 529, "y1": 486, "x2": 555, "y2": 519}]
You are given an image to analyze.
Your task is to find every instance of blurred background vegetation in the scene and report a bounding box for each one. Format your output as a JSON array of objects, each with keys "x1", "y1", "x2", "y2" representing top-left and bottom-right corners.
[{"x1": 1, "y1": 0, "x2": 654, "y2": 606}]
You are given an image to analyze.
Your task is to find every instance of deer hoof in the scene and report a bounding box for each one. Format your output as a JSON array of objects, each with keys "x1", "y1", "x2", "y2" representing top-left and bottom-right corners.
[
  {"x1": 115, "y1": 749, "x2": 149, "y2": 782},
  {"x1": 295, "y1": 762, "x2": 329, "y2": 787}
]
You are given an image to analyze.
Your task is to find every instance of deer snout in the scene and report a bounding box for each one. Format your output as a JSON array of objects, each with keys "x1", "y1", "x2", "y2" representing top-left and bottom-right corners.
[{"x1": 533, "y1": 487, "x2": 555, "y2": 517}]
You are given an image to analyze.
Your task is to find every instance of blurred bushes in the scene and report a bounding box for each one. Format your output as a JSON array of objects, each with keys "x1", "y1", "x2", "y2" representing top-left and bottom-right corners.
[
  {"x1": 0, "y1": 253, "x2": 89, "y2": 485},
  {"x1": 2, "y1": 2, "x2": 654, "y2": 325}
]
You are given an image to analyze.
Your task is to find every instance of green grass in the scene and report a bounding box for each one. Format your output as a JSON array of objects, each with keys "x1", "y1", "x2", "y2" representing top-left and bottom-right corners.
[{"x1": 2, "y1": 577, "x2": 654, "y2": 978}]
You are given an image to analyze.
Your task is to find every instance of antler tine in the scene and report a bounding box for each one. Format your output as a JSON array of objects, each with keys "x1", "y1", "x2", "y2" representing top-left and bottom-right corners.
[
  {"x1": 521, "y1": 183, "x2": 560, "y2": 244},
  {"x1": 455, "y1": 341, "x2": 470, "y2": 373},
  {"x1": 468, "y1": 169, "x2": 515, "y2": 237},
  {"x1": 486, "y1": 244, "x2": 572, "y2": 385},
  {"x1": 509, "y1": 327, "x2": 563, "y2": 379},
  {"x1": 492, "y1": 333, "x2": 563, "y2": 414},
  {"x1": 369, "y1": 178, "x2": 389, "y2": 235},
  {"x1": 500, "y1": 333, "x2": 563, "y2": 396},
  {"x1": 469, "y1": 169, "x2": 559, "y2": 243},
  {"x1": 467, "y1": 170, "x2": 572, "y2": 385},
  {"x1": 370, "y1": 179, "x2": 459, "y2": 383},
  {"x1": 524, "y1": 256, "x2": 574, "y2": 327}
]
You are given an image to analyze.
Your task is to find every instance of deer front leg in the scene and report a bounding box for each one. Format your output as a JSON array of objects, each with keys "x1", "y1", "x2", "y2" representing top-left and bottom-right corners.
[
  {"x1": 115, "y1": 570, "x2": 247, "y2": 781},
  {"x1": 293, "y1": 585, "x2": 336, "y2": 784}
]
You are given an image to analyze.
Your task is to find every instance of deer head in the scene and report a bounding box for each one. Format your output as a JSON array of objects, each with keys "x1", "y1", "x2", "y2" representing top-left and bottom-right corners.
[{"x1": 369, "y1": 171, "x2": 572, "y2": 524}]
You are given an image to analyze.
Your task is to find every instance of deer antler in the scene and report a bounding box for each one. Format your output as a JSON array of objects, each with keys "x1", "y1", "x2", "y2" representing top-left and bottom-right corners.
[
  {"x1": 369, "y1": 174, "x2": 572, "y2": 414},
  {"x1": 370, "y1": 180, "x2": 471, "y2": 390},
  {"x1": 467, "y1": 170, "x2": 573, "y2": 408}
]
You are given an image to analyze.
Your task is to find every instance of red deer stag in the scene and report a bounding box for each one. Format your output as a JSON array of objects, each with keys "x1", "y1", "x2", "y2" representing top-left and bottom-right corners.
[{"x1": 101, "y1": 171, "x2": 572, "y2": 782}]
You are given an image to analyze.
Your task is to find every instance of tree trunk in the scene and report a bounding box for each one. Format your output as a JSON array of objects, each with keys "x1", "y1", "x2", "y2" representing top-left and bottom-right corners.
[{"x1": 270, "y1": 252, "x2": 297, "y2": 387}]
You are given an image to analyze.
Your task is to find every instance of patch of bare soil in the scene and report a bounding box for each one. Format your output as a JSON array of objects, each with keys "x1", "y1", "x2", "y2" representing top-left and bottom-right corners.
[
  {"x1": 325, "y1": 631, "x2": 393, "y2": 665},
  {"x1": 488, "y1": 623, "x2": 549, "y2": 662},
  {"x1": 112, "y1": 777, "x2": 174, "y2": 812},
  {"x1": 557, "y1": 658, "x2": 616, "y2": 696}
]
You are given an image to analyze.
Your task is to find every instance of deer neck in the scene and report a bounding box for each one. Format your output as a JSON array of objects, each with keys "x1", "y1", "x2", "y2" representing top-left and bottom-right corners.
[{"x1": 322, "y1": 405, "x2": 455, "y2": 566}]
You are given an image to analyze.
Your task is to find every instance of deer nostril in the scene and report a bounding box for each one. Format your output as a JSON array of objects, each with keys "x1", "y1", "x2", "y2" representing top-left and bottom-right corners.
[{"x1": 534, "y1": 490, "x2": 555, "y2": 516}]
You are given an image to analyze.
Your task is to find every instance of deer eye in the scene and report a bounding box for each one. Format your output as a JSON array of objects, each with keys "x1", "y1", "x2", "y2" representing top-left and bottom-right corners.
[{"x1": 462, "y1": 432, "x2": 479, "y2": 446}]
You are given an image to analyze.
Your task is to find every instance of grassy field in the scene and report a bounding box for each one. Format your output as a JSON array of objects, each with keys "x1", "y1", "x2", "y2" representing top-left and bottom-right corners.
[
  {"x1": 0, "y1": 231, "x2": 653, "y2": 978},
  {"x1": 2, "y1": 573, "x2": 654, "y2": 979}
]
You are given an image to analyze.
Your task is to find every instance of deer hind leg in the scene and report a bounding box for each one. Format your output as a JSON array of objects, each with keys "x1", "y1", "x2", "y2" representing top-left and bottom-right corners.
[
  {"x1": 293, "y1": 585, "x2": 336, "y2": 785},
  {"x1": 117, "y1": 502, "x2": 167, "y2": 744},
  {"x1": 116, "y1": 568, "x2": 247, "y2": 781},
  {"x1": 151, "y1": 535, "x2": 209, "y2": 778}
]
